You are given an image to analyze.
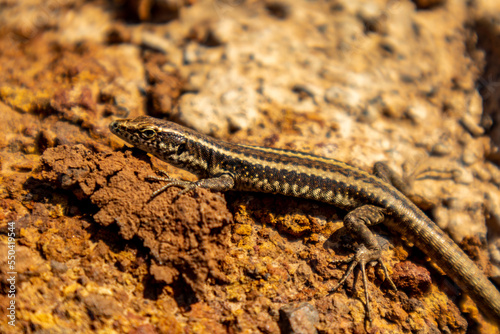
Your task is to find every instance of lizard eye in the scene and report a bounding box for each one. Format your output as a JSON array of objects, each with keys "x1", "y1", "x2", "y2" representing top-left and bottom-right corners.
[{"x1": 140, "y1": 128, "x2": 156, "y2": 139}]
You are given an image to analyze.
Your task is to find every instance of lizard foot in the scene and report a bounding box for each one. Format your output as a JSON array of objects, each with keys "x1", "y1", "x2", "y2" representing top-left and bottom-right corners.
[
  {"x1": 146, "y1": 173, "x2": 198, "y2": 200},
  {"x1": 329, "y1": 244, "x2": 397, "y2": 322}
]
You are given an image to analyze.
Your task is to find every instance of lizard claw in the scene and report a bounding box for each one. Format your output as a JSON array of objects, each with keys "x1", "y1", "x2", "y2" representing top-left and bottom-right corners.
[{"x1": 329, "y1": 245, "x2": 397, "y2": 322}]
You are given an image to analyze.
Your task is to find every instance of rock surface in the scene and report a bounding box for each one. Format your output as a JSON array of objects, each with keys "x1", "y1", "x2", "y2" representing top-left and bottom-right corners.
[{"x1": 1, "y1": 0, "x2": 500, "y2": 332}]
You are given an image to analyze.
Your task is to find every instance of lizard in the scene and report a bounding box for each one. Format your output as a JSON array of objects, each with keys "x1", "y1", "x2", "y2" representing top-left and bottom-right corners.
[{"x1": 109, "y1": 115, "x2": 500, "y2": 322}]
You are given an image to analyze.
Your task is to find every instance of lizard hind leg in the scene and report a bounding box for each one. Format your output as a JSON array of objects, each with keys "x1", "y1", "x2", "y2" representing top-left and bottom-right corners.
[
  {"x1": 373, "y1": 161, "x2": 457, "y2": 197},
  {"x1": 329, "y1": 205, "x2": 397, "y2": 321}
]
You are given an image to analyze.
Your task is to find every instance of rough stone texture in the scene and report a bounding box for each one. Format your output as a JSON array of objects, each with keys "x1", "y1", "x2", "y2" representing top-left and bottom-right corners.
[
  {"x1": 0, "y1": 0, "x2": 500, "y2": 333},
  {"x1": 279, "y1": 302, "x2": 319, "y2": 334}
]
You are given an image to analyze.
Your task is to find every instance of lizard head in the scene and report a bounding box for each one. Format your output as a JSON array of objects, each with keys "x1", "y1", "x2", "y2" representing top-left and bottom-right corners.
[{"x1": 109, "y1": 116, "x2": 189, "y2": 159}]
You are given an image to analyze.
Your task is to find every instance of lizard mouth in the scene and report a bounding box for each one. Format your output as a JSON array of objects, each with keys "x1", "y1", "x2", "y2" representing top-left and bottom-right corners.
[
  {"x1": 109, "y1": 119, "x2": 128, "y2": 135},
  {"x1": 109, "y1": 119, "x2": 137, "y2": 144}
]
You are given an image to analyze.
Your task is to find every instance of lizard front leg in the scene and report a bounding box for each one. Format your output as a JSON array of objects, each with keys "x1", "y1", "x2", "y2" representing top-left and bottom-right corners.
[{"x1": 146, "y1": 172, "x2": 235, "y2": 200}]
